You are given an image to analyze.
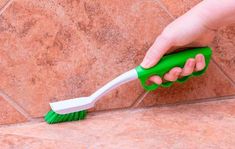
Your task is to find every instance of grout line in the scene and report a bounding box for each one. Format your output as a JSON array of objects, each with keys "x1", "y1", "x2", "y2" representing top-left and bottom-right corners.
[
  {"x1": 1, "y1": 96, "x2": 235, "y2": 144},
  {"x1": 87, "y1": 94, "x2": 235, "y2": 134},
  {"x1": 0, "y1": 132, "x2": 66, "y2": 142},
  {"x1": 155, "y1": 0, "x2": 175, "y2": 19},
  {"x1": 1, "y1": 94, "x2": 235, "y2": 127},
  {"x1": 0, "y1": 91, "x2": 32, "y2": 120},
  {"x1": 211, "y1": 58, "x2": 235, "y2": 86},
  {"x1": 131, "y1": 91, "x2": 149, "y2": 108},
  {"x1": 0, "y1": 0, "x2": 14, "y2": 15},
  {"x1": 146, "y1": 94, "x2": 235, "y2": 109},
  {"x1": 100, "y1": 91, "x2": 152, "y2": 135},
  {"x1": 93, "y1": 94, "x2": 235, "y2": 115},
  {"x1": 0, "y1": 118, "x2": 44, "y2": 127},
  {"x1": 155, "y1": 0, "x2": 235, "y2": 87},
  {"x1": 0, "y1": 0, "x2": 232, "y2": 129},
  {"x1": 87, "y1": 92, "x2": 235, "y2": 116}
]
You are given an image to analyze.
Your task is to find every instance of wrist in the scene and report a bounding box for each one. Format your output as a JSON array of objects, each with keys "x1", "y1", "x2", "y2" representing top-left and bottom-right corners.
[{"x1": 189, "y1": 0, "x2": 235, "y2": 30}]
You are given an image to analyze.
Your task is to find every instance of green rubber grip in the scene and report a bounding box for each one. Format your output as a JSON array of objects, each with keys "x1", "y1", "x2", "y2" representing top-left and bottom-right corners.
[{"x1": 135, "y1": 47, "x2": 212, "y2": 91}]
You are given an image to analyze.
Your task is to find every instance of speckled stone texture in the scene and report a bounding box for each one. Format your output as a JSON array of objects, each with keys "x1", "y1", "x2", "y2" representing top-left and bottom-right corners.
[
  {"x1": 0, "y1": 98, "x2": 235, "y2": 148},
  {"x1": 0, "y1": 0, "x2": 8, "y2": 9},
  {"x1": 139, "y1": 0, "x2": 235, "y2": 107},
  {"x1": 0, "y1": 0, "x2": 234, "y2": 125},
  {"x1": 0, "y1": 0, "x2": 171, "y2": 118},
  {"x1": 159, "y1": 0, "x2": 202, "y2": 18},
  {"x1": 160, "y1": 0, "x2": 235, "y2": 82},
  {"x1": 212, "y1": 26, "x2": 235, "y2": 81},
  {"x1": 138, "y1": 62, "x2": 235, "y2": 107},
  {"x1": 0, "y1": 95, "x2": 26, "y2": 124}
]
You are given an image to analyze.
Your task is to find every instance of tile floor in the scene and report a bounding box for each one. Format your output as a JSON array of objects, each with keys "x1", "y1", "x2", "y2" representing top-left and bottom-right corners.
[{"x1": 0, "y1": 97, "x2": 235, "y2": 148}]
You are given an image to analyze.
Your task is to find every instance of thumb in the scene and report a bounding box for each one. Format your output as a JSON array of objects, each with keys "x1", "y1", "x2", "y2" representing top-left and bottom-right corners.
[{"x1": 141, "y1": 35, "x2": 173, "y2": 68}]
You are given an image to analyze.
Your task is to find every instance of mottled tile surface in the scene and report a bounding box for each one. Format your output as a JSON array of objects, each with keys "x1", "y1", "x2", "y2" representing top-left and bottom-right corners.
[
  {"x1": 0, "y1": 0, "x2": 234, "y2": 126},
  {"x1": 139, "y1": 0, "x2": 235, "y2": 107},
  {"x1": 139, "y1": 62, "x2": 235, "y2": 107},
  {"x1": 0, "y1": 134, "x2": 85, "y2": 149},
  {"x1": 160, "y1": 0, "x2": 235, "y2": 83},
  {"x1": 0, "y1": 0, "x2": 172, "y2": 117},
  {"x1": 0, "y1": 0, "x2": 8, "y2": 9},
  {"x1": 1, "y1": 98, "x2": 235, "y2": 148},
  {"x1": 212, "y1": 26, "x2": 235, "y2": 81},
  {"x1": 0, "y1": 96, "x2": 26, "y2": 124},
  {"x1": 160, "y1": 0, "x2": 201, "y2": 17}
]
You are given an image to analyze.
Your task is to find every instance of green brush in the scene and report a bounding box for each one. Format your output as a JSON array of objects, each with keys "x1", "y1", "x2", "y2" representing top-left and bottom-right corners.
[
  {"x1": 45, "y1": 47, "x2": 212, "y2": 124},
  {"x1": 44, "y1": 110, "x2": 87, "y2": 124}
]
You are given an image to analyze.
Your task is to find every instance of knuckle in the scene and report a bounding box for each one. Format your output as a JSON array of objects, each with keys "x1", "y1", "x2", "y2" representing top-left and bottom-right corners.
[
  {"x1": 171, "y1": 77, "x2": 178, "y2": 81},
  {"x1": 181, "y1": 71, "x2": 191, "y2": 76},
  {"x1": 159, "y1": 31, "x2": 175, "y2": 45},
  {"x1": 164, "y1": 74, "x2": 170, "y2": 80},
  {"x1": 196, "y1": 65, "x2": 204, "y2": 71},
  {"x1": 174, "y1": 67, "x2": 182, "y2": 72},
  {"x1": 148, "y1": 49, "x2": 159, "y2": 56},
  {"x1": 164, "y1": 75, "x2": 175, "y2": 82}
]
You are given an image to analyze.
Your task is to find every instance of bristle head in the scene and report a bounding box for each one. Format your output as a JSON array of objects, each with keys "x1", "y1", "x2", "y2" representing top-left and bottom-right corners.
[{"x1": 44, "y1": 110, "x2": 87, "y2": 124}]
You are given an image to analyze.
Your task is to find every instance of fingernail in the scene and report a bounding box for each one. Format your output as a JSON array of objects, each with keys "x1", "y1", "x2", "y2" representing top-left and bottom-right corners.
[
  {"x1": 153, "y1": 78, "x2": 162, "y2": 85},
  {"x1": 174, "y1": 70, "x2": 181, "y2": 75},
  {"x1": 141, "y1": 59, "x2": 151, "y2": 68},
  {"x1": 198, "y1": 55, "x2": 203, "y2": 62}
]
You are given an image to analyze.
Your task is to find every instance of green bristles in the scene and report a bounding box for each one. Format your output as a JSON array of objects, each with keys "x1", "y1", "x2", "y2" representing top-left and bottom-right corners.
[{"x1": 44, "y1": 110, "x2": 87, "y2": 124}]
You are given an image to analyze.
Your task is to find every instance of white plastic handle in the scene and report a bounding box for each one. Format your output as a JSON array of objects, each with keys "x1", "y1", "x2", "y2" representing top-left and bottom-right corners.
[
  {"x1": 90, "y1": 69, "x2": 138, "y2": 102},
  {"x1": 50, "y1": 69, "x2": 138, "y2": 114}
]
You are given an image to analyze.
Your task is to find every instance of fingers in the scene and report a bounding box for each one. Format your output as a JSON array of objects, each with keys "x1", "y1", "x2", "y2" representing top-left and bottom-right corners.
[
  {"x1": 141, "y1": 35, "x2": 173, "y2": 68},
  {"x1": 163, "y1": 54, "x2": 205, "y2": 82},
  {"x1": 149, "y1": 76, "x2": 162, "y2": 85},
  {"x1": 195, "y1": 54, "x2": 205, "y2": 71},
  {"x1": 148, "y1": 54, "x2": 206, "y2": 85},
  {"x1": 181, "y1": 58, "x2": 196, "y2": 76},
  {"x1": 164, "y1": 67, "x2": 182, "y2": 81}
]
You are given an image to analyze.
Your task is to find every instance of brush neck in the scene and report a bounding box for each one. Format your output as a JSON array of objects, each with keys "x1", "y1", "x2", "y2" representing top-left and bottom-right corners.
[{"x1": 90, "y1": 69, "x2": 138, "y2": 102}]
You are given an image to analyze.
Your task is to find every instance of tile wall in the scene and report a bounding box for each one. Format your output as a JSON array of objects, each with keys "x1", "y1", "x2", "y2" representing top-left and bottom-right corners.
[{"x1": 0, "y1": 0, "x2": 234, "y2": 124}]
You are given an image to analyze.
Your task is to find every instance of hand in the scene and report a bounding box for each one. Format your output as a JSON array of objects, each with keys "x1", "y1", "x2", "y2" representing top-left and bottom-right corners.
[{"x1": 140, "y1": 9, "x2": 216, "y2": 85}]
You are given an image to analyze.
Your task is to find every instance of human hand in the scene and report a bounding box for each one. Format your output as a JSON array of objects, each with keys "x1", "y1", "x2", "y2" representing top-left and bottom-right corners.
[{"x1": 140, "y1": 8, "x2": 216, "y2": 85}]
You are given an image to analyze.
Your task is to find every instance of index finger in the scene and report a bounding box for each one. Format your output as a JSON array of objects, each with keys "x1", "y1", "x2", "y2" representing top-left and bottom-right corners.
[{"x1": 141, "y1": 35, "x2": 173, "y2": 68}]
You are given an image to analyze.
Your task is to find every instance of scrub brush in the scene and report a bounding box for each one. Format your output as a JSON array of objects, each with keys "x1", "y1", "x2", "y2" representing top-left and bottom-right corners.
[{"x1": 45, "y1": 47, "x2": 212, "y2": 124}]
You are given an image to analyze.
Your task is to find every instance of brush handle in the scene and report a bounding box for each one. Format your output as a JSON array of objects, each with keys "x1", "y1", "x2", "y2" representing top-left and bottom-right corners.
[{"x1": 135, "y1": 47, "x2": 212, "y2": 91}]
